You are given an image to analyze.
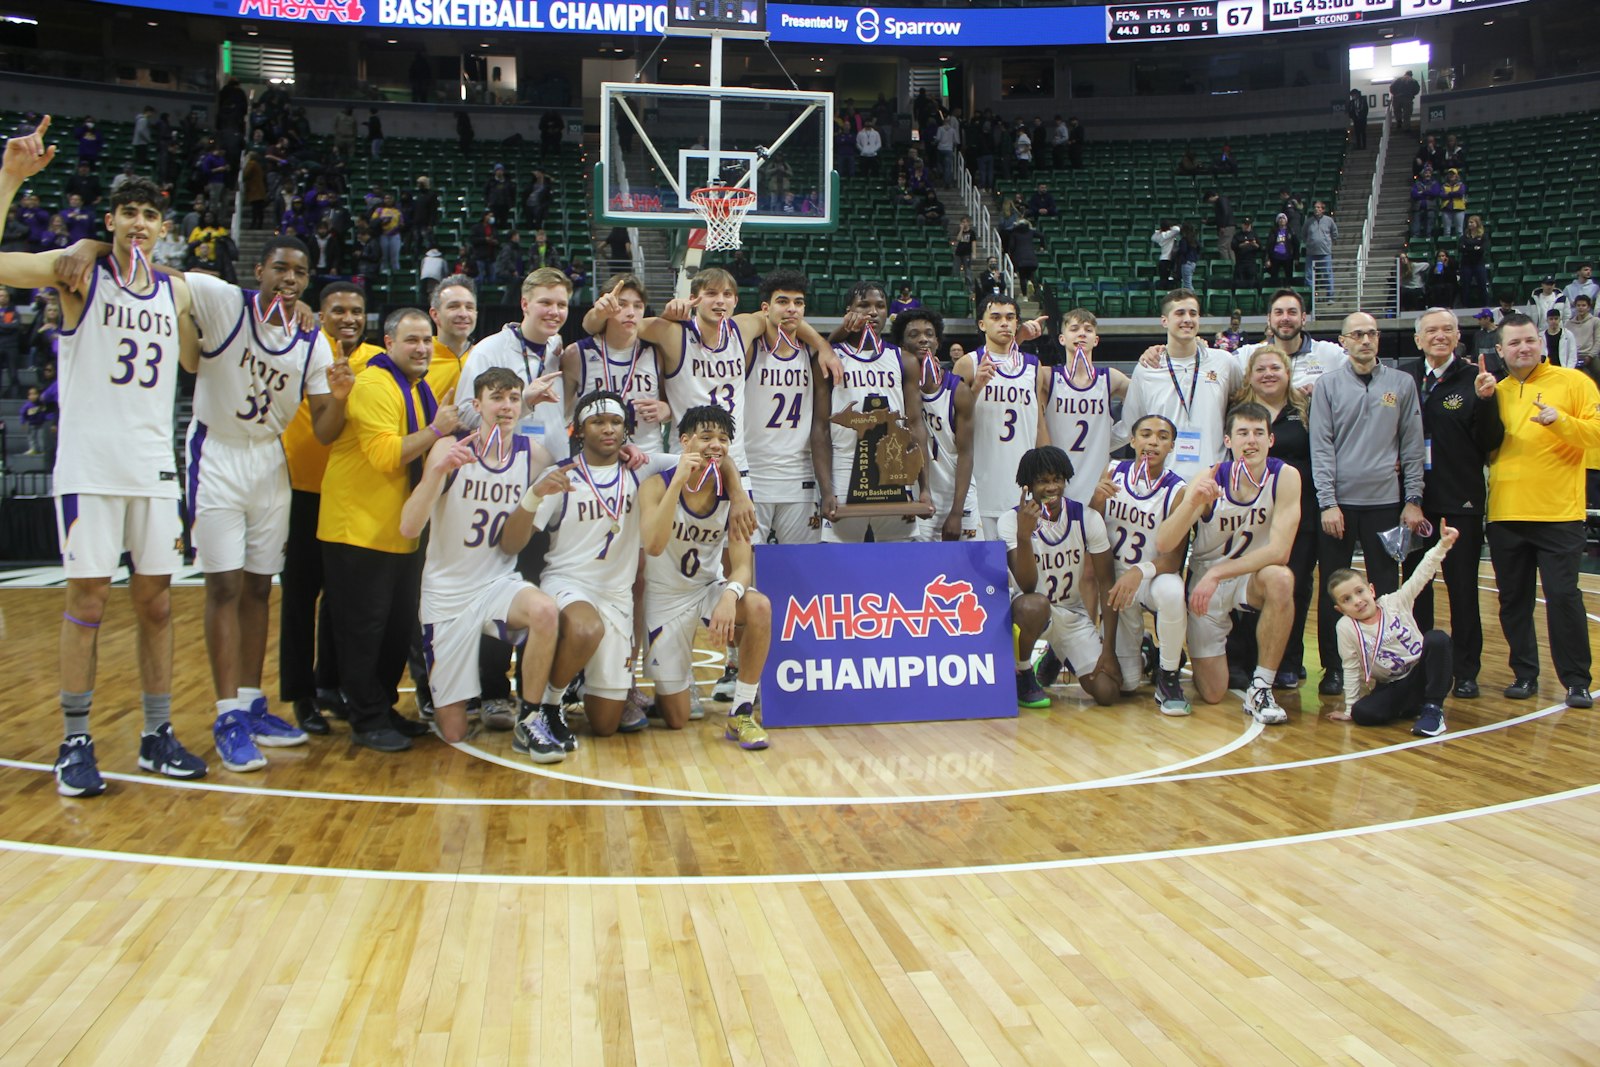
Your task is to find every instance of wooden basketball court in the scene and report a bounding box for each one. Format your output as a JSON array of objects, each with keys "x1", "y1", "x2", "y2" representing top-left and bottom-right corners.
[{"x1": 1, "y1": 569, "x2": 1598, "y2": 1064}]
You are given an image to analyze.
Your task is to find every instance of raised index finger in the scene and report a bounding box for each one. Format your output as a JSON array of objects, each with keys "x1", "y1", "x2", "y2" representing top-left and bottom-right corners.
[{"x1": 34, "y1": 114, "x2": 51, "y2": 139}]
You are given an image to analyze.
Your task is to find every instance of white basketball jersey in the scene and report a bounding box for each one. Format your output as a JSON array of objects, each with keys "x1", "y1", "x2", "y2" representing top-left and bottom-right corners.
[
  {"x1": 1101, "y1": 460, "x2": 1186, "y2": 578},
  {"x1": 456, "y1": 324, "x2": 565, "y2": 448},
  {"x1": 829, "y1": 340, "x2": 906, "y2": 488},
  {"x1": 644, "y1": 467, "x2": 731, "y2": 600},
  {"x1": 538, "y1": 457, "x2": 643, "y2": 599},
  {"x1": 1043, "y1": 366, "x2": 1115, "y2": 503},
  {"x1": 421, "y1": 436, "x2": 537, "y2": 620},
  {"x1": 743, "y1": 336, "x2": 816, "y2": 503},
  {"x1": 54, "y1": 257, "x2": 182, "y2": 498},
  {"x1": 971, "y1": 348, "x2": 1040, "y2": 517},
  {"x1": 664, "y1": 319, "x2": 748, "y2": 470},
  {"x1": 920, "y1": 370, "x2": 978, "y2": 519},
  {"x1": 1189, "y1": 459, "x2": 1285, "y2": 577},
  {"x1": 575, "y1": 336, "x2": 664, "y2": 455},
  {"x1": 997, "y1": 498, "x2": 1109, "y2": 608},
  {"x1": 189, "y1": 274, "x2": 332, "y2": 444}
]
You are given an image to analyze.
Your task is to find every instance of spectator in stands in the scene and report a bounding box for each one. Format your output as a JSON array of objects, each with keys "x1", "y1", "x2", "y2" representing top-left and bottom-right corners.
[
  {"x1": 1491, "y1": 294, "x2": 1523, "y2": 329},
  {"x1": 73, "y1": 117, "x2": 103, "y2": 170},
  {"x1": 151, "y1": 218, "x2": 186, "y2": 270},
  {"x1": 1203, "y1": 189, "x2": 1235, "y2": 266},
  {"x1": 1398, "y1": 247, "x2": 1427, "y2": 310},
  {"x1": 952, "y1": 216, "x2": 975, "y2": 281},
  {"x1": 311, "y1": 218, "x2": 346, "y2": 277},
  {"x1": 485, "y1": 164, "x2": 516, "y2": 228},
  {"x1": 1410, "y1": 165, "x2": 1440, "y2": 237},
  {"x1": 523, "y1": 169, "x2": 551, "y2": 229},
  {"x1": 365, "y1": 108, "x2": 384, "y2": 159},
  {"x1": 328, "y1": 108, "x2": 358, "y2": 157},
  {"x1": 1214, "y1": 143, "x2": 1238, "y2": 176},
  {"x1": 915, "y1": 187, "x2": 946, "y2": 227},
  {"x1": 1442, "y1": 133, "x2": 1467, "y2": 174},
  {"x1": 601, "y1": 227, "x2": 630, "y2": 277},
  {"x1": 131, "y1": 106, "x2": 154, "y2": 166},
  {"x1": 1346, "y1": 90, "x2": 1369, "y2": 150},
  {"x1": 1469, "y1": 310, "x2": 1498, "y2": 360},
  {"x1": 197, "y1": 140, "x2": 229, "y2": 216},
  {"x1": 40, "y1": 214, "x2": 69, "y2": 253},
  {"x1": 540, "y1": 110, "x2": 564, "y2": 153},
  {"x1": 0, "y1": 287, "x2": 20, "y2": 396},
  {"x1": 1277, "y1": 189, "x2": 1304, "y2": 234},
  {"x1": 186, "y1": 210, "x2": 228, "y2": 270},
  {"x1": 1413, "y1": 135, "x2": 1443, "y2": 178},
  {"x1": 1013, "y1": 123, "x2": 1033, "y2": 180},
  {"x1": 351, "y1": 220, "x2": 379, "y2": 278},
  {"x1": 242, "y1": 151, "x2": 267, "y2": 230},
  {"x1": 419, "y1": 248, "x2": 448, "y2": 301},
  {"x1": 497, "y1": 231, "x2": 528, "y2": 283},
  {"x1": 1391, "y1": 71, "x2": 1420, "y2": 132},
  {"x1": 456, "y1": 111, "x2": 475, "y2": 157},
  {"x1": 1, "y1": 205, "x2": 24, "y2": 252},
  {"x1": 1531, "y1": 275, "x2": 1566, "y2": 322},
  {"x1": 727, "y1": 250, "x2": 759, "y2": 288},
  {"x1": 1545, "y1": 308, "x2": 1577, "y2": 368},
  {"x1": 1176, "y1": 222, "x2": 1202, "y2": 290},
  {"x1": 935, "y1": 114, "x2": 958, "y2": 186},
  {"x1": 452, "y1": 244, "x2": 475, "y2": 278},
  {"x1": 890, "y1": 285, "x2": 922, "y2": 318},
  {"x1": 1215, "y1": 309, "x2": 1245, "y2": 353},
  {"x1": 1438, "y1": 169, "x2": 1467, "y2": 238},
  {"x1": 28, "y1": 302, "x2": 60, "y2": 368},
  {"x1": 1566, "y1": 264, "x2": 1599, "y2": 309},
  {"x1": 1424, "y1": 249, "x2": 1459, "y2": 308},
  {"x1": 279, "y1": 195, "x2": 310, "y2": 240},
  {"x1": 1486, "y1": 313, "x2": 1600, "y2": 708},
  {"x1": 1010, "y1": 217, "x2": 1041, "y2": 297},
  {"x1": 1048, "y1": 115, "x2": 1069, "y2": 169},
  {"x1": 20, "y1": 385, "x2": 47, "y2": 453},
  {"x1": 405, "y1": 175, "x2": 438, "y2": 255},
  {"x1": 60, "y1": 194, "x2": 93, "y2": 243},
  {"x1": 856, "y1": 118, "x2": 883, "y2": 179},
  {"x1": 1028, "y1": 182, "x2": 1057, "y2": 220},
  {"x1": 1569, "y1": 295, "x2": 1598, "y2": 367},
  {"x1": 1457, "y1": 215, "x2": 1489, "y2": 306},
  {"x1": 1066, "y1": 116, "x2": 1085, "y2": 169},
  {"x1": 1176, "y1": 148, "x2": 1203, "y2": 176},
  {"x1": 63, "y1": 161, "x2": 101, "y2": 209},
  {"x1": 531, "y1": 228, "x2": 558, "y2": 269},
  {"x1": 1303, "y1": 201, "x2": 1338, "y2": 299},
  {"x1": 1152, "y1": 219, "x2": 1181, "y2": 286},
  {"x1": 17, "y1": 190, "x2": 49, "y2": 251},
  {"x1": 470, "y1": 213, "x2": 498, "y2": 281},
  {"x1": 975, "y1": 257, "x2": 1004, "y2": 306}
]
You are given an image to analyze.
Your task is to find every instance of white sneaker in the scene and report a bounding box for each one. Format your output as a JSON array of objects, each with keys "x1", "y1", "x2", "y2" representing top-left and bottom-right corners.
[{"x1": 1245, "y1": 685, "x2": 1288, "y2": 725}]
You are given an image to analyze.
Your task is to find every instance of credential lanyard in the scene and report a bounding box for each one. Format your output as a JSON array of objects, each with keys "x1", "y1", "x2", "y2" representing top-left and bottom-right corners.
[{"x1": 1166, "y1": 355, "x2": 1200, "y2": 420}]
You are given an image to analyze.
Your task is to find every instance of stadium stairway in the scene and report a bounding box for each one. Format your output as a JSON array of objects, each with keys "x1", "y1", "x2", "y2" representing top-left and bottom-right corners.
[{"x1": 1314, "y1": 131, "x2": 1377, "y2": 321}]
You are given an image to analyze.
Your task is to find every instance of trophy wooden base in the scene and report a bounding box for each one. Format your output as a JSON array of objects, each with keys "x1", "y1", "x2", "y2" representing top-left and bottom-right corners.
[{"x1": 833, "y1": 500, "x2": 936, "y2": 519}]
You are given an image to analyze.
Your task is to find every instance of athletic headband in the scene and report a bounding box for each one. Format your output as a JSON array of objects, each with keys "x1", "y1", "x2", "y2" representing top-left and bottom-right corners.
[{"x1": 577, "y1": 397, "x2": 626, "y2": 424}]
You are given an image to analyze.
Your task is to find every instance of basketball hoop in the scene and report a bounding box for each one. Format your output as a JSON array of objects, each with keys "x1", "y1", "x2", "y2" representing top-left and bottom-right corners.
[{"x1": 689, "y1": 186, "x2": 757, "y2": 251}]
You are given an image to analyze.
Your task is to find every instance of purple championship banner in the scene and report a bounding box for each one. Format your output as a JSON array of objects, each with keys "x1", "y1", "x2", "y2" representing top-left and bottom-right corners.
[{"x1": 754, "y1": 542, "x2": 1016, "y2": 728}]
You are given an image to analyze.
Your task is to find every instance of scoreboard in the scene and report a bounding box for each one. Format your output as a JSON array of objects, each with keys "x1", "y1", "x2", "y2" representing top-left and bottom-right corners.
[{"x1": 1106, "y1": 0, "x2": 1520, "y2": 42}]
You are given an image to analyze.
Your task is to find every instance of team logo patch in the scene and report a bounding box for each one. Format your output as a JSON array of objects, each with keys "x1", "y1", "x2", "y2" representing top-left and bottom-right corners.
[
  {"x1": 1443, "y1": 393, "x2": 1464, "y2": 410},
  {"x1": 1381, "y1": 392, "x2": 1397, "y2": 407},
  {"x1": 1205, "y1": 370, "x2": 1219, "y2": 383}
]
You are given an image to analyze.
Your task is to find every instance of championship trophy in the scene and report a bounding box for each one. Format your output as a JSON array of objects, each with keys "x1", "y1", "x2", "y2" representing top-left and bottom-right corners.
[{"x1": 829, "y1": 394, "x2": 933, "y2": 518}]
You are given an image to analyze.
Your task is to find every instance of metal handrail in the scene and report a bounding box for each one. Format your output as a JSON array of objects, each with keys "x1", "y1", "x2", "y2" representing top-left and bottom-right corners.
[
  {"x1": 954, "y1": 154, "x2": 1017, "y2": 297},
  {"x1": 1355, "y1": 106, "x2": 1392, "y2": 306}
]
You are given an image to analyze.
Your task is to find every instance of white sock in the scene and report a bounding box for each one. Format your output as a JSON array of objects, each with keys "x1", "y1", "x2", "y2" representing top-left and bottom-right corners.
[
  {"x1": 732, "y1": 681, "x2": 758, "y2": 709},
  {"x1": 1253, "y1": 666, "x2": 1276, "y2": 689},
  {"x1": 216, "y1": 697, "x2": 240, "y2": 718},
  {"x1": 238, "y1": 686, "x2": 263, "y2": 709},
  {"x1": 542, "y1": 684, "x2": 564, "y2": 707}
]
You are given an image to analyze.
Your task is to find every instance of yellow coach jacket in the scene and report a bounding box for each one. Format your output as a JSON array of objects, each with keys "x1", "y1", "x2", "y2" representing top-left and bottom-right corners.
[{"x1": 1488, "y1": 362, "x2": 1600, "y2": 523}]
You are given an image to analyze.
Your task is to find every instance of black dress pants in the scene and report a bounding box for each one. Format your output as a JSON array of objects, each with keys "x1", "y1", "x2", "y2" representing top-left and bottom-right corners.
[
  {"x1": 1317, "y1": 504, "x2": 1401, "y2": 671},
  {"x1": 1352, "y1": 630, "x2": 1451, "y2": 725},
  {"x1": 279, "y1": 489, "x2": 339, "y2": 702},
  {"x1": 1405, "y1": 509, "x2": 1485, "y2": 683},
  {"x1": 321, "y1": 540, "x2": 422, "y2": 732},
  {"x1": 1486, "y1": 520, "x2": 1592, "y2": 688}
]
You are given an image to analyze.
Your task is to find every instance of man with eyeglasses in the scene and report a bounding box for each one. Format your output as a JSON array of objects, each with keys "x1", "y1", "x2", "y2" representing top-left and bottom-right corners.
[
  {"x1": 1402, "y1": 308, "x2": 1503, "y2": 698},
  {"x1": 1308, "y1": 312, "x2": 1426, "y2": 696}
]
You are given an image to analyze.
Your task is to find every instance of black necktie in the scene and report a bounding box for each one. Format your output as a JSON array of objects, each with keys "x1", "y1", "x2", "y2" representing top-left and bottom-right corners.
[{"x1": 1424, "y1": 371, "x2": 1439, "y2": 399}]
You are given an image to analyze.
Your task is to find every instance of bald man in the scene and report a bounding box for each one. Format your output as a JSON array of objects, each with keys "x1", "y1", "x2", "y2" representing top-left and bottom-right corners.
[{"x1": 1308, "y1": 312, "x2": 1427, "y2": 695}]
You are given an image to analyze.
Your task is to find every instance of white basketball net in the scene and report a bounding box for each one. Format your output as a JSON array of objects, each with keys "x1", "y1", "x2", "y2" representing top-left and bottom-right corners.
[{"x1": 690, "y1": 186, "x2": 757, "y2": 251}]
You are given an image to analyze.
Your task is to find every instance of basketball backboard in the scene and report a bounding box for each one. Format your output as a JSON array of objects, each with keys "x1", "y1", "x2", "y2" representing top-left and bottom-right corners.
[{"x1": 595, "y1": 81, "x2": 837, "y2": 233}]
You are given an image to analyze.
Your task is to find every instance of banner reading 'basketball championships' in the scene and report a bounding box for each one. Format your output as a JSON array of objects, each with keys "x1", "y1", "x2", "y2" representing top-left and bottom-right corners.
[{"x1": 755, "y1": 542, "x2": 1016, "y2": 728}]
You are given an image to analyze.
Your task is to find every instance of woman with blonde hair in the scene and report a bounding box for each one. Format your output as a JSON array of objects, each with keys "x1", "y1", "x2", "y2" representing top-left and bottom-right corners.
[{"x1": 1225, "y1": 346, "x2": 1318, "y2": 688}]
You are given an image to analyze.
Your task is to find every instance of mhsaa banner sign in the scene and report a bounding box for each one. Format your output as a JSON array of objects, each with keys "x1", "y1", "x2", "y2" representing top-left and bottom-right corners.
[{"x1": 755, "y1": 542, "x2": 1015, "y2": 727}]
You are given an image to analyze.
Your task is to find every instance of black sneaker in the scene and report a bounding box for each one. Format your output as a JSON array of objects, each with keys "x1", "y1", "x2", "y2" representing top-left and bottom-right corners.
[
  {"x1": 1140, "y1": 634, "x2": 1158, "y2": 682},
  {"x1": 1566, "y1": 686, "x2": 1593, "y2": 709},
  {"x1": 1273, "y1": 670, "x2": 1301, "y2": 690},
  {"x1": 1451, "y1": 679, "x2": 1480, "y2": 699},
  {"x1": 1034, "y1": 646, "x2": 1063, "y2": 688},
  {"x1": 1413, "y1": 703, "x2": 1446, "y2": 737},
  {"x1": 1503, "y1": 678, "x2": 1538, "y2": 700},
  {"x1": 1318, "y1": 668, "x2": 1344, "y2": 696},
  {"x1": 352, "y1": 726, "x2": 411, "y2": 753},
  {"x1": 535, "y1": 701, "x2": 577, "y2": 752},
  {"x1": 712, "y1": 663, "x2": 739, "y2": 702},
  {"x1": 386, "y1": 710, "x2": 431, "y2": 738},
  {"x1": 55, "y1": 733, "x2": 106, "y2": 797},
  {"x1": 1016, "y1": 668, "x2": 1050, "y2": 709},
  {"x1": 512, "y1": 708, "x2": 565, "y2": 764}
]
